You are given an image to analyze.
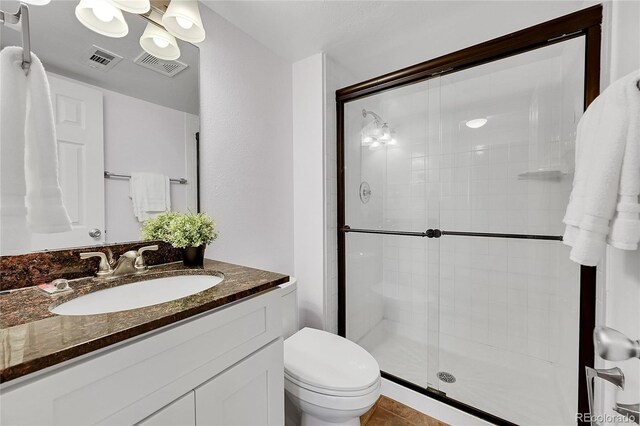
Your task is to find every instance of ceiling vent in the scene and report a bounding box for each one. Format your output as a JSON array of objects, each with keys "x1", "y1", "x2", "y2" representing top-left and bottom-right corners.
[
  {"x1": 83, "y1": 45, "x2": 123, "y2": 71},
  {"x1": 133, "y1": 52, "x2": 188, "y2": 77}
]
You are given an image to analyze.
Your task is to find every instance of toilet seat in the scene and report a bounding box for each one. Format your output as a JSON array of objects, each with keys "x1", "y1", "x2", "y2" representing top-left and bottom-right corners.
[
  {"x1": 285, "y1": 371, "x2": 380, "y2": 397},
  {"x1": 285, "y1": 374, "x2": 381, "y2": 412},
  {"x1": 284, "y1": 327, "x2": 381, "y2": 397}
]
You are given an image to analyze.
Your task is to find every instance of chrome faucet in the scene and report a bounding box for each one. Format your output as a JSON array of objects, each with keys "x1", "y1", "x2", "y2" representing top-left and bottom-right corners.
[{"x1": 80, "y1": 245, "x2": 158, "y2": 279}]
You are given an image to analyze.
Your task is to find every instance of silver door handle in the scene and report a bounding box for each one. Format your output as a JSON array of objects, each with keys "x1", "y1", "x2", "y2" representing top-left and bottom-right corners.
[
  {"x1": 89, "y1": 228, "x2": 102, "y2": 238},
  {"x1": 614, "y1": 403, "x2": 639, "y2": 424}
]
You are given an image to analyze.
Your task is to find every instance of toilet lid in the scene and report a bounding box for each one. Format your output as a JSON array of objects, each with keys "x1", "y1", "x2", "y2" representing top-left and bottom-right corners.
[{"x1": 284, "y1": 328, "x2": 380, "y2": 392}]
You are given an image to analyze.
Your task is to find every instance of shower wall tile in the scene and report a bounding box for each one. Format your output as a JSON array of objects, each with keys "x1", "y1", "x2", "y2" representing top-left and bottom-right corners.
[{"x1": 439, "y1": 237, "x2": 579, "y2": 365}]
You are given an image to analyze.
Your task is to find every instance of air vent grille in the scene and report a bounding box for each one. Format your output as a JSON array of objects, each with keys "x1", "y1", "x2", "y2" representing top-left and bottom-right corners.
[
  {"x1": 133, "y1": 52, "x2": 188, "y2": 77},
  {"x1": 83, "y1": 45, "x2": 122, "y2": 71}
]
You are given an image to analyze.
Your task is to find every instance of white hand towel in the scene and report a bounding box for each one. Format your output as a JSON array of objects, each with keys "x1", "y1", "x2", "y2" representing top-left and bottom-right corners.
[
  {"x1": 129, "y1": 172, "x2": 171, "y2": 222},
  {"x1": 1, "y1": 47, "x2": 71, "y2": 252},
  {"x1": 563, "y1": 69, "x2": 640, "y2": 266},
  {"x1": 1, "y1": 48, "x2": 30, "y2": 253},
  {"x1": 23, "y1": 49, "x2": 73, "y2": 233}
]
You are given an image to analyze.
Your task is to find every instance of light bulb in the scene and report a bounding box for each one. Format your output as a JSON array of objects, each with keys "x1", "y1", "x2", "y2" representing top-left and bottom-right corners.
[
  {"x1": 369, "y1": 141, "x2": 382, "y2": 150},
  {"x1": 162, "y1": 0, "x2": 205, "y2": 43},
  {"x1": 362, "y1": 135, "x2": 373, "y2": 146},
  {"x1": 465, "y1": 118, "x2": 488, "y2": 129},
  {"x1": 153, "y1": 36, "x2": 170, "y2": 48},
  {"x1": 93, "y1": 1, "x2": 116, "y2": 22},
  {"x1": 140, "y1": 23, "x2": 180, "y2": 60},
  {"x1": 176, "y1": 16, "x2": 194, "y2": 29},
  {"x1": 388, "y1": 138, "x2": 397, "y2": 145}
]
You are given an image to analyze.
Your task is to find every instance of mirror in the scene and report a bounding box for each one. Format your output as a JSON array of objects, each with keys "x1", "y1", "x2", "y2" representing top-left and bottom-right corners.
[{"x1": 0, "y1": 0, "x2": 200, "y2": 255}]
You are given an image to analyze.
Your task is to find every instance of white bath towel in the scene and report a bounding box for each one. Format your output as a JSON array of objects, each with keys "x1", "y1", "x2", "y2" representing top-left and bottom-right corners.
[
  {"x1": 1, "y1": 46, "x2": 71, "y2": 253},
  {"x1": 129, "y1": 172, "x2": 171, "y2": 222},
  {"x1": 563, "y1": 69, "x2": 640, "y2": 266}
]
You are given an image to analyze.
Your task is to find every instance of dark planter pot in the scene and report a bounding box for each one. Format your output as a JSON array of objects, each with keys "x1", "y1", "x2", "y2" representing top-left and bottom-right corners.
[{"x1": 181, "y1": 245, "x2": 206, "y2": 267}]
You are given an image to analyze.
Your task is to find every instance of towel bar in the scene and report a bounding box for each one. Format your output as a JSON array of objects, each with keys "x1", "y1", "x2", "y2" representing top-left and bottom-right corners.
[{"x1": 104, "y1": 171, "x2": 188, "y2": 185}]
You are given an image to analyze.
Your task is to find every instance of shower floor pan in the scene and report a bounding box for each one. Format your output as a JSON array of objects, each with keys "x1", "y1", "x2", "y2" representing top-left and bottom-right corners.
[{"x1": 357, "y1": 319, "x2": 575, "y2": 425}]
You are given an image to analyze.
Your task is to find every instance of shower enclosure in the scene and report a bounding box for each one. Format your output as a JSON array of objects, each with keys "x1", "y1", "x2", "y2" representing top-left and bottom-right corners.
[{"x1": 337, "y1": 7, "x2": 601, "y2": 425}]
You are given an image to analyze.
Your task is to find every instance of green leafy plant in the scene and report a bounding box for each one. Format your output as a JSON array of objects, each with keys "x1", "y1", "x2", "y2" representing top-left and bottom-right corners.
[{"x1": 142, "y1": 212, "x2": 218, "y2": 249}]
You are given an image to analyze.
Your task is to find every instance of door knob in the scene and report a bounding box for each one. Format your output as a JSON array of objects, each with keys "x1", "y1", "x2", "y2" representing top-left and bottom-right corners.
[{"x1": 89, "y1": 228, "x2": 102, "y2": 238}]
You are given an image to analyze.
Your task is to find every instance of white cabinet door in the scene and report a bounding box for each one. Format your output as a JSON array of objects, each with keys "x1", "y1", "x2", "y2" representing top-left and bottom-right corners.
[
  {"x1": 195, "y1": 339, "x2": 284, "y2": 426},
  {"x1": 137, "y1": 392, "x2": 195, "y2": 426},
  {"x1": 31, "y1": 73, "x2": 105, "y2": 250}
]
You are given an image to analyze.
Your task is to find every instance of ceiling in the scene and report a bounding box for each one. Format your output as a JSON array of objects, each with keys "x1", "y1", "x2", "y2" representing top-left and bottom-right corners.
[
  {"x1": 1, "y1": 0, "x2": 199, "y2": 114},
  {"x1": 202, "y1": 0, "x2": 598, "y2": 82}
]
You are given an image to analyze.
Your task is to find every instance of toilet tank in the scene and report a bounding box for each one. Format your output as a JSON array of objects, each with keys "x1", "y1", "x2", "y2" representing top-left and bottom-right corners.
[{"x1": 280, "y1": 278, "x2": 299, "y2": 339}]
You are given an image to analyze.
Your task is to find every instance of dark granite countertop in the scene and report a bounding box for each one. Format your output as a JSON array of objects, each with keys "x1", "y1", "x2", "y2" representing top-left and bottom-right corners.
[{"x1": 0, "y1": 259, "x2": 289, "y2": 383}]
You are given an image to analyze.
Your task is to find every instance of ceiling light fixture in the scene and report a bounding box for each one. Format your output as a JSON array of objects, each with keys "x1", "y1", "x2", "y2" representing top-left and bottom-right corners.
[
  {"x1": 109, "y1": 0, "x2": 150, "y2": 14},
  {"x1": 162, "y1": 0, "x2": 206, "y2": 43},
  {"x1": 465, "y1": 118, "x2": 488, "y2": 129},
  {"x1": 75, "y1": 0, "x2": 128, "y2": 38},
  {"x1": 140, "y1": 22, "x2": 180, "y2": 60}
]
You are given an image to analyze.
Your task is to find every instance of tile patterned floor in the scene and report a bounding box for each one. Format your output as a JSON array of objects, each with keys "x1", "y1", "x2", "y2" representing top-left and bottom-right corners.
[{"x1": 361, "y1": 395, "x2": 449, "y2": 426}]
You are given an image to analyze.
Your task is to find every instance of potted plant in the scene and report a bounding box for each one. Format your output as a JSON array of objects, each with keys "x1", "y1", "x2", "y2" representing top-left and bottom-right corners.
[{"x1": 142, "y1": 212, "x2": 218, "y2": 267}]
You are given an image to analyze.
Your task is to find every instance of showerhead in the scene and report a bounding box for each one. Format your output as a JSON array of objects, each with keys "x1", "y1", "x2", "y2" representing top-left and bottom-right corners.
[
  {"x1": 593, "y1": 326, "x2": 640, "y2": 361},
  {"x1": 361, "y1": 109, "x2": 397, "y2": 149},
  {"x1": 362, "y1": 109, "x2": 385, "y2": 126}
]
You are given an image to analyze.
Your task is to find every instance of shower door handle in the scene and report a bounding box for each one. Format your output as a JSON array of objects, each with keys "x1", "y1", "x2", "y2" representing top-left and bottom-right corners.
[{"x1": 426, "y1": 229, "x2": 442, "y2": 238}]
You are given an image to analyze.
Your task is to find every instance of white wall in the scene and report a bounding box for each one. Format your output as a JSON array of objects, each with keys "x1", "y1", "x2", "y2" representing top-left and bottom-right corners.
[
  {"x1": 596, "y1": 0, "x2": 640, "y2": 419},
  {"x1": 103, "y1": 89, "x2": 198, "y2": 243},
  {"x1": 292, "y1": 53, "x2": 326, "y2": 329},
  {"x1": 198, "y1": 5, "x2": 294, "y2": 275}
]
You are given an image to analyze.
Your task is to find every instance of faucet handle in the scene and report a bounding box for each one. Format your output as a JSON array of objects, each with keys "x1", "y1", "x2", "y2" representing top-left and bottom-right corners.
[
  {"x1": 135, "y1": 245, "x2": 159, "y2": 271},
  {"x1": 79, "y1": 251, "x2": 113, "y2": 277},
  {"x1": 137, "y1": 245, "x2": 159, "y2": 255}
]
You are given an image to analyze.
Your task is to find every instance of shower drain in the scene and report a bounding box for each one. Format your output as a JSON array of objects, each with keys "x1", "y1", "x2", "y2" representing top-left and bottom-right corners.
[{"x1": 437, "y1": 371, "x2": 456, "y2": 384}]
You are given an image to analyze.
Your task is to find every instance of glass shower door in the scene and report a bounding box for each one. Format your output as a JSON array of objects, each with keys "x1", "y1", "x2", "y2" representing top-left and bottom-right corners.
[
  {"x1": 435, "y1": 37, "x2": 585, "y2": 425},
  {"x1": 343, "y1": 79, "x2": 442, "y2": 391},
  {"x1": 342, "y1": 33, "x2": 586, "y2": 426}
]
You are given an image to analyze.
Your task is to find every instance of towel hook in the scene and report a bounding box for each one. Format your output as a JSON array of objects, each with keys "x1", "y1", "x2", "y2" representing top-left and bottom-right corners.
[{"x1": 0, "y1": 3, "x2": 32, "y2": 75}]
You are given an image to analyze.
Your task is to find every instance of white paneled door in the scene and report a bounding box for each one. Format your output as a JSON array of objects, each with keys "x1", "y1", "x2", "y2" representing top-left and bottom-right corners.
[{"x1": 31, "y1": 74, "x2": 104, "y2": 250}]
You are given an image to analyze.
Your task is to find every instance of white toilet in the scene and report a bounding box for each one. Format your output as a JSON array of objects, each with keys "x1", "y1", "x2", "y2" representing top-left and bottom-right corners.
[{"x1": 280, "y1": 279, "x2": 381, "y2": 426}]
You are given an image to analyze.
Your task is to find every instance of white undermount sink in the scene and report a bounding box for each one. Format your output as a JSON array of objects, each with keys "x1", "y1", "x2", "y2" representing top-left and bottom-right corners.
[{"x1": 50, "y1": 274, "x2": 224, "y2": 316}]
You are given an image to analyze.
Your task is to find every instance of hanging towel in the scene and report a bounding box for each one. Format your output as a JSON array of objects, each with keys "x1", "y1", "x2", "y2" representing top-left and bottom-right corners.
[
  {"x1": 562, "y1": 69, "x2": 640, "y2": 266},
  {"x1": 129, "y1": 172, "x2": 171, "y2": 222},
  {"x1": 1, "y1": 46, "x2": 71, "y2": 253}
]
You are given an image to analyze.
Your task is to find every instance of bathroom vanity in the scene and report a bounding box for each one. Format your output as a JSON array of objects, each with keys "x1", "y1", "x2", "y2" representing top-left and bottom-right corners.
[{"x1": 0, "y1": 259, "x2": 289, "y2": 425}]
